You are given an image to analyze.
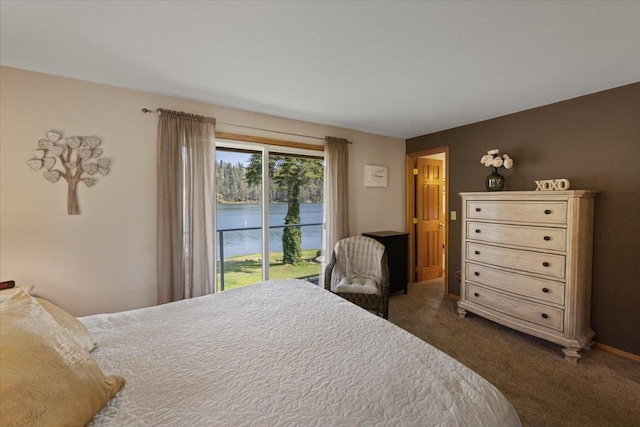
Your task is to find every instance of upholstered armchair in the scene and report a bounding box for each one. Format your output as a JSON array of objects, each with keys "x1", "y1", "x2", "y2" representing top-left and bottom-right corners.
[{"x1": 324, "y1": 236, "x2": 390, "y2": 319}]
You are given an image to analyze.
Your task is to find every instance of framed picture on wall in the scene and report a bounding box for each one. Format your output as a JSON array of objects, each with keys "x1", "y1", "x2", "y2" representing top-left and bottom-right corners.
[{"x1": 364, "y1": 165, "x2": 388, "y2": 187}]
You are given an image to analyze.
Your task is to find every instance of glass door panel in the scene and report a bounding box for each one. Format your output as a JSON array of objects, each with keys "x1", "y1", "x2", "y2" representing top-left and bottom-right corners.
[
  {"x1": 215, "y1": 148, "x2": 263, "y2": 291},
  {"x1": 267, "y1": 153, "x2": 324, "y2": 284}
]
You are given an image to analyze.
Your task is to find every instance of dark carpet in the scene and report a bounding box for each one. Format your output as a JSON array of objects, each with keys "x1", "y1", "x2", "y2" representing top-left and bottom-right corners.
[{"x1": 388, "y1": 279, "x2": 640, "y2": 427}]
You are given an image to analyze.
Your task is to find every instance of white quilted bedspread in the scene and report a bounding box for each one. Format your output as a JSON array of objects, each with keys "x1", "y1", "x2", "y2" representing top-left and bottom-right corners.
[{"x1": 82, "y1": 279, "x2": 520, "y2": 426}]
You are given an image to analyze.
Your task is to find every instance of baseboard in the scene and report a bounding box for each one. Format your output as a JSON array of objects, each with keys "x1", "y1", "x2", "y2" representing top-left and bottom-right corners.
[
  {"x1": 594, "y1": 342, "x2": 640, "y2": 363},
  {"x1": 447, "y1": 293, "x2": 460, "y2": 301}
]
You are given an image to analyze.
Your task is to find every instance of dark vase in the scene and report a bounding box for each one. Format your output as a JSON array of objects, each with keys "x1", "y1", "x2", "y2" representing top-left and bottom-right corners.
[{"x1": 486, "y1": 167, "x2": 505, "y2": 191}]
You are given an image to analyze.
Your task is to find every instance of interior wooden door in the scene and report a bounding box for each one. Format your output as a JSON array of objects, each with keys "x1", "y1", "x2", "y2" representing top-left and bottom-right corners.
[{"x1": 416, "y1": 158, "x2": 444, "y2": 281}]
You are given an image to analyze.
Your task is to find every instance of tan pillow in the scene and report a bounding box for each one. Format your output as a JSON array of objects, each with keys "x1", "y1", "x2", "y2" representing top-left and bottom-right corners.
[
  {"x1": 0, "y1": 285, "x2": 34, "y2": 302},
  {"x1": 0, "y1": 291, "x2": 125, "y2": 426},
  {"x1": 34, "y1": 296, "x2": 96, "y2": 352}
]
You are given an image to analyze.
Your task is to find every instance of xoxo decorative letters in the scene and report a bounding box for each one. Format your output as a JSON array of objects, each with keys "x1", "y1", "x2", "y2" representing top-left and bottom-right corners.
[{"x1": 535, "y1": 179, "x2": 571, "y2": 191}]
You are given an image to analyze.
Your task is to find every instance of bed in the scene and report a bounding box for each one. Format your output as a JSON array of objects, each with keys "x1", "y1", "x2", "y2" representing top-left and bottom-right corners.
[{"x1": 78, "y1": 279, "x2": 520, "y2": 426}]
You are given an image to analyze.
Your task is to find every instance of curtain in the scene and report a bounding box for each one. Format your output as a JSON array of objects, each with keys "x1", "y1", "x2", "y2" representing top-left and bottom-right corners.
[
  {"x1": 157, "y1": 109, "x2": 216, "y2": 304},
  {"x1": 323, "y1": 136, "x2": 350, "y2": 271}
]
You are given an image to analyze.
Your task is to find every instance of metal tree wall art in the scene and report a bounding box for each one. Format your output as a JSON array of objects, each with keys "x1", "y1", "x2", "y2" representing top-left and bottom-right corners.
[{"x1": 26, "y1": 130, "x2": 111, "y2": 215}]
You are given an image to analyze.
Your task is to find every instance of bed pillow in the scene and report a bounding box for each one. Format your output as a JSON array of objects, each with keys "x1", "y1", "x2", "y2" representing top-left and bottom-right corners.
[
  {"x1": 0, "y1": 289, "x2": 96, "y2": 352},
  {"x1": 34, "y1": 296, "x2": 96, "y2": 352},
  {"x1": 0, "y1": 291, "x2": 125, "y2": 426},
  {"x1": 0, "y1": 284, "x2": 34, "y2": 302}
]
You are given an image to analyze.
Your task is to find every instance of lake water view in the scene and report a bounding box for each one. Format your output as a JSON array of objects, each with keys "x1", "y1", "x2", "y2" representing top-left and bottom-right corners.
[{"x1": 217, "y1": 203, "x2": 323, "y2": 259}]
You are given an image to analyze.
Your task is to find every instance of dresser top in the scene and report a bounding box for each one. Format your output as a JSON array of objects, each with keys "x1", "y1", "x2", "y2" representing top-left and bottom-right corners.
[
  {"x1": 460, "y1": 190, "x2": 597, "y2": 198},
  {"x1": 362, "y1": 231, "x2": 409, "y2": 237}
]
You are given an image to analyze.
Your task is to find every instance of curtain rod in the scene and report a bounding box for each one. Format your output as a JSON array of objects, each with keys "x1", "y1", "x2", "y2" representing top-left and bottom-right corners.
[{"x1": 141, "y1": 108, "x2": 350, "y2": 143}]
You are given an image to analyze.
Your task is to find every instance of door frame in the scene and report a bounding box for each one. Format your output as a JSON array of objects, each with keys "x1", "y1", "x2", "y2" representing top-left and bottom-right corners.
[{"x1": 405, "y1": 146, "x2": 450, "y2": 296}]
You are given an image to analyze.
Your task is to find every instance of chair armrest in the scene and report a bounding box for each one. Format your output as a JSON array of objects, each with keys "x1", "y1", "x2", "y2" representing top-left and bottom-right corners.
[
  {"x1": 380, "y1": 251, "x2": 390, "y2": 297},
  {"x1": 324, "y1": 251, "x2": 337, "y2": 291}
]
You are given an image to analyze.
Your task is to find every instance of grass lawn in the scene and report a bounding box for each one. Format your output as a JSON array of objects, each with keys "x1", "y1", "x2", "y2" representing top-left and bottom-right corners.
[{"x1": 217, "y1": 249, "x2": 321, "y2": 291}]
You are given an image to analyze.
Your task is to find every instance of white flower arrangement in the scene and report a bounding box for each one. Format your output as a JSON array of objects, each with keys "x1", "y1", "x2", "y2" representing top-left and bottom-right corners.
[{"x1": 480, "y1": 149, "x2": 513, "y2": 169}]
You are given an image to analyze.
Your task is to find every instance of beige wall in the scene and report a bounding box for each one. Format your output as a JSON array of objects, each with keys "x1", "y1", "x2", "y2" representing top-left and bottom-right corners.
[
  {"x1": 0, "y1": 66, "x2": 405, "y2": 316},
  {"x1": 407, "y1": 82, "x2": 640, "y2": 356}
]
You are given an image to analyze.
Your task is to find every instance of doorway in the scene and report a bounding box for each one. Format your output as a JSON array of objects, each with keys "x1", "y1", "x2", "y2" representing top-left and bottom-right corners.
[
  {"x1": 405, "y1": 147, "x2": 449, "y2": 295},
  {"x1": 215, "y1": 141, "x2": 325, "y2": 292}
]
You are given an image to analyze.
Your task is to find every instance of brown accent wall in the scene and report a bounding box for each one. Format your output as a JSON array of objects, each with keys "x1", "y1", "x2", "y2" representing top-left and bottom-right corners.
[{"x1": 407, "y1": 82, "x2": 640, "y2": 356}]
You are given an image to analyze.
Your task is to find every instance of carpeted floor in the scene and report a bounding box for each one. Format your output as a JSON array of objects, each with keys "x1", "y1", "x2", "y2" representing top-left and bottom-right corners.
[{"x1": 388, "y1": 279, "x2": 640, "y2": 427}]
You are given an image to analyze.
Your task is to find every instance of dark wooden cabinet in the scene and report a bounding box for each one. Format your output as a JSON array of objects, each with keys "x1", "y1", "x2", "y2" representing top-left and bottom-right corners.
[{"x1": 362, "y1": 231, "x2": 409, "y2": 294}]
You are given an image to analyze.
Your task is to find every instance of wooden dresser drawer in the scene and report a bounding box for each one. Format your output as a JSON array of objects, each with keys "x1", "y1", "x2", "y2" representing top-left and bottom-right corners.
[
  {"x1": 465, "y1": 262, "x2": 565, "y2": 305},
  {"x1": 467, "y1": 221, "x2": 567, "y2": 252},
  {"x1": 467, "y1": 242, "x2": 566, "y2": 279},
  {"x1": 467, "y1": 283, "x2": 564, "y2": 332},
  {"x1": 467, "y1": 200, "x2": 567, "y2": 225}
]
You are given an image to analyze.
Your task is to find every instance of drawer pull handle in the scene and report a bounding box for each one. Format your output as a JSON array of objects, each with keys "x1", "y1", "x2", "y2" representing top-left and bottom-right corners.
[
  {"x1": 544, "y1": 236, "x2": 551, "y2": 241},
  {"x1": 475, "y1": 229, "x2": 481, "y2": 233},
  {"x1": 544, "y1": 209, "x2": 552, "y2": 215},
  {"x1": 542, "y1": 262, "x2": 550, "y2": 267},
  {"x1": 474, "y1": 250, "x2": 480, "y2": 255},
  {"x1": 541, "y1": 313, "x2": 549, "y2": 319},
  {"x1": 542, "y1": 288, "x2": 550, "y2": 293},
  {"x1": 475, "y1": 208, "x2": 481, "y2": 212},
  {"x1": 474, "y1": 272, "x2": 480, "y2": 276},
  {"x1": 474, "y1": 292, "x2": 479, "y2": 297}
]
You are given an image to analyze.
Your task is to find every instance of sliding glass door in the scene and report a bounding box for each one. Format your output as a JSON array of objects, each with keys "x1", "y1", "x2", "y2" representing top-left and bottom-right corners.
[
  {"x1": 215, "y1": 142, "x2": 324, "y2": 291},
  {"x1": 267, "y1": 152, "x2": 324, "y2": 283}
]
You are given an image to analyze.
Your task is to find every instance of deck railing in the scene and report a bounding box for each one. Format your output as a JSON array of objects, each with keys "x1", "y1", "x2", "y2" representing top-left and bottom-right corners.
[{"x1": 217, "y1": 222, "x2": 323, "y2": 290}]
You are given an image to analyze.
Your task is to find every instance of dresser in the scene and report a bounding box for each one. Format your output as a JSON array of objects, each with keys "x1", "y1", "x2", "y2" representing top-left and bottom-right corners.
[
  {"x1": 457, "y1": 191, "x2": 597, "y2": 361},
  {"x1": 362, "y1": 231, "x2": 409, "y2": 294}
]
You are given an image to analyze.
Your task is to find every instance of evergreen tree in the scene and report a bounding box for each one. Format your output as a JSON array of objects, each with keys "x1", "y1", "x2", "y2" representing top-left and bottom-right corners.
[{"x1": 245, "y1": 154, "x2": 323, "y2": 265}]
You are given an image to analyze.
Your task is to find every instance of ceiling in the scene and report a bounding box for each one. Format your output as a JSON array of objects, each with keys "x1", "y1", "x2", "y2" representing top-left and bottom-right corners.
[{"x1": 1, "y1": 1, "x2": 639, "y2": 139}]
